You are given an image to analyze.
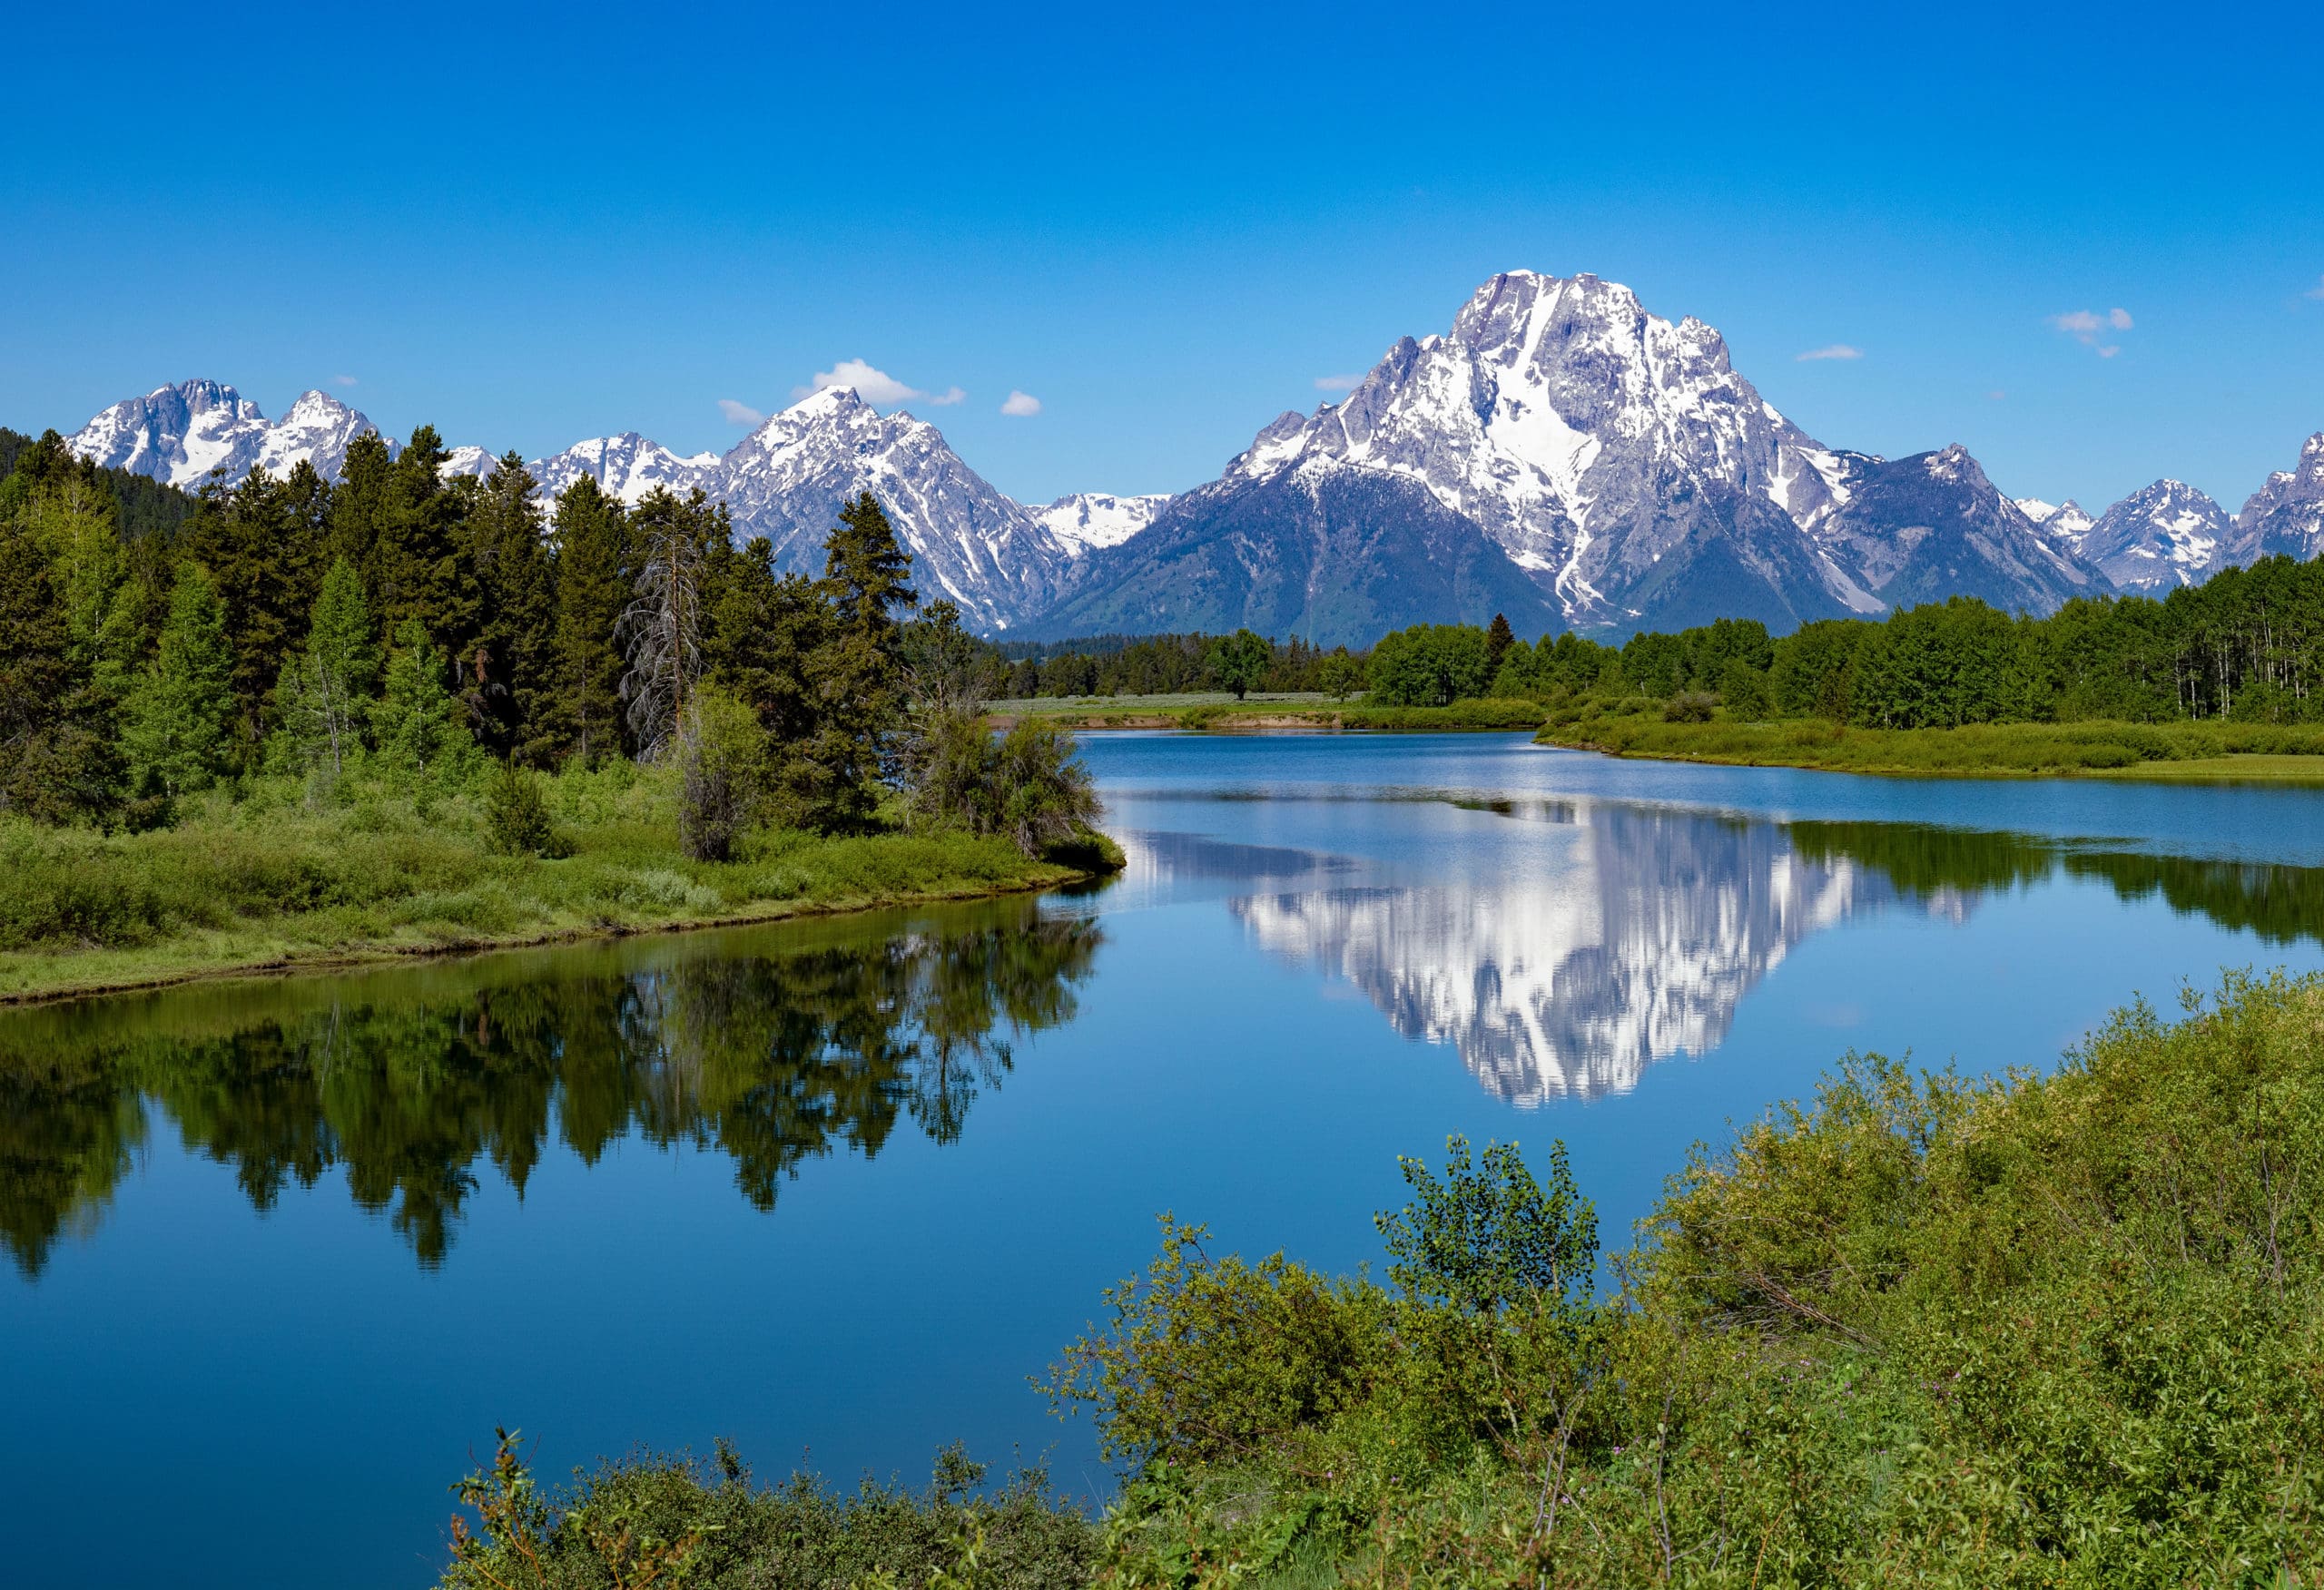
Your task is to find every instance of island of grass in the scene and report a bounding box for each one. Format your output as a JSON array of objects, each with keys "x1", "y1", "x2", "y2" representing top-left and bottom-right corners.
[
  {"x1": 1536, "y1": 694, "x2": 2324, "y2": 780},
  {"x1": 0, "y1": 761, "x2": 1120, "y2": 1006}
]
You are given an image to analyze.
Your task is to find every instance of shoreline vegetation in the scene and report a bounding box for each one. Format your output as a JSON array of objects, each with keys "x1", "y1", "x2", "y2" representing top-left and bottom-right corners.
[
  {"x1": 439, "y1": 969, "x2": 2324, "y2": 1586},
  {"x1": 0, "y1": 762, "x2": 1115, "y2": 1006}
]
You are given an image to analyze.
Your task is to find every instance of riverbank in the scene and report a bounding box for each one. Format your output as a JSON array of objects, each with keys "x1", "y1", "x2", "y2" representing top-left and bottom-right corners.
[
  {"x1": 1536, "y1": 702, "x2": 2324, "y2": 780},
  {"x1": 986, "y1": 693, "x2": 1546, "y2": 732},
  {"x1": 439, "y1": 968, "x2": 2324, "y2": 1586},
  {"x1": 0, "y1": 764, "x2": 1116, "y2": 1006}
]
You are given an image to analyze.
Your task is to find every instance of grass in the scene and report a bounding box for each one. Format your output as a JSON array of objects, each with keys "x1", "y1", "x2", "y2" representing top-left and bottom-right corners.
[
  {"x1": 988, "y1": 693, "x2": 1547, "y2": 732},
  {"x1": 1536, "y1": 698, "x2": 2324, "y2": 780},
  {"x1": 0, "y1": 761, "x2": 1109, "y2": 1004}
]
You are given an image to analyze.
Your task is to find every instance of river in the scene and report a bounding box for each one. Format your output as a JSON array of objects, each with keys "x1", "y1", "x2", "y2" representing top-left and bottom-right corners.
[{"x1": 7, "y1": 732, "x2": 2324, "y2": 1587}]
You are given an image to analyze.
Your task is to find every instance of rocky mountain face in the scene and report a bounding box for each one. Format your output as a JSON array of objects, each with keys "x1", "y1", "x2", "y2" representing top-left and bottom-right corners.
[
  {"x1": 69, "y1": 379, "x2": 379, "y2": 487},
  {"x1": 1029, "y1": 492, "x2": 1168, "y2": 555},
  {"x1": 1036, "y1": 271, "x2": 2103, "y2": 643},
  {"x1": 530, "y1": 433, "x2": 720, "y2": 504},
  {"x1": 2076, "y1": 479, "x2": 2230, "y2": 593},
  {"x1": 2016, "y1": 497, "x2": 2096, "y2": 550},
  {"x1": 1808, "y1": 446, "x2": 2103, "y2": 613},
  {"x1": 2230, "y1": 432, "x2": 2324, "y2": 564}
]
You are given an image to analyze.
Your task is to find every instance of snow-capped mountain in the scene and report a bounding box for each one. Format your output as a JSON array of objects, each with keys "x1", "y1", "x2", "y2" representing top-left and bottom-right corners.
[
  {"x1": 2230, "y1": 432, "x2": 2324, "y2": 564},
  {"x1": 2016, "y1": 497, "x2": 2096, "y2": 550},
  {"x1": 69, "y1": 379, "x2": 379, "y2": 488},
  {"x1": 530, "y1": 432, "x2": 721, "y2": 505},
  {"x1": 2078, "y1": 479, "x2": 2230, "y2": 592},
  {"x1": 439, "y1": 445, "x2": 497, "y2": 481},
  {"x1": 714, "y1": 388, "x2": 1071, "y2": 629},
  {"x1": 1030, "y1": 492, "x2": 1169, "y2": 555},
  {"x1": 1032, "y1": 271, "x2": 2104, "y2": 642}
]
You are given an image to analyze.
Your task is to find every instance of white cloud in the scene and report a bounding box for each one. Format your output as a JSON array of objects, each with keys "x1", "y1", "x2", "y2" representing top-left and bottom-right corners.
[
  {"x1": 330, "y1": 374, "x2": 359, "y2": 387},
  {"x1": 1314, "y1": 374, "x2": 1363, "y2": 391},
  {"x1": 1000, "y1": 390, "x2": 1042, "y2": 417},
  {"x1": 2305, "y1": 274, "x2": 2324, "y2": 301},
  {"x1": 928, "y1": 386, "x2": 967, "y2": 407},
  {"x1": 2050, "y1": 307, "x2": 2133, "y2": 356},
  {"x1": 796, "y1": 358, "x2": 931, "y2": 407},
  {"x1": 1794, "y1": 344, "x2": 1862, "y2": 362},
  {"x1": 718, "y1": 398, "x2": 765, "y2": 427}
]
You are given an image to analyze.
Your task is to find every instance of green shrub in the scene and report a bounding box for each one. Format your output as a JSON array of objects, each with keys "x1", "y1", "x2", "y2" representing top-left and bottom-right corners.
[{"x1": 482, "y1": 762, "x2": 557, "y2": 857}]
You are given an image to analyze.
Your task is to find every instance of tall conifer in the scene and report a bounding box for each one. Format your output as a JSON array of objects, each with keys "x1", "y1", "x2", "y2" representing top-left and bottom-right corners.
[
  {"x1": 550, "y1": 476, "x2": 631, "y2": 764},
  {"x1": 123, "y1": 563, "x2": 235, "y2": 798}
]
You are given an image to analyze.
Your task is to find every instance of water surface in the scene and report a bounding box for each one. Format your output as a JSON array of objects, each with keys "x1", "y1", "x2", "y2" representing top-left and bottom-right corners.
[{"x1": 7, "y1": 732, "x2": 2324, "y2": 1588}]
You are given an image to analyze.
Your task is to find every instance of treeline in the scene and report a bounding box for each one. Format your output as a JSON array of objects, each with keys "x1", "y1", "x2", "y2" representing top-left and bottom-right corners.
[
  {"x1": 1370, "y1": 553, "x2": 2324, "y2": 726},
  {"x1": 990, "y1": 632, "x2": 1365, "y2": 700},
  {"x1": 0, "y1": 427, "x2": 1092, "y2": 854}
]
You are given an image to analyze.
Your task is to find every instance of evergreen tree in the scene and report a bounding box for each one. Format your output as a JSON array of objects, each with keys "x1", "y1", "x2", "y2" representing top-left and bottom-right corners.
[
  {"x1": 184, "y1": 464, "x2": 329, "y2": 751},
  {"x1": 273, "y1": 558, "x2": 378, "y2": 783},
  {"x1": 550, "y1": 476, "x2": 632, "y2": 764},
  {"x1": 824, "y1": 490, "x2": 919, "y2": 644},
  {"x1": 123, "y1": 563, "x2": 235, "y2": 798},
  {"x1": 461, "y1": 452, "x2": 558, "y2": 762},
  {"x1": 372, "y1": 426, "x2": 468, "y2": 654},
  {"x1": 1485, "y1": 612, "x2": 1515, "y2": 677},
  {"x1": 327, "y1": 430, "x2": 397, "y2": 601},
  {"x1": 372, "y1": 619, "x2": 462, "y2": 785}
]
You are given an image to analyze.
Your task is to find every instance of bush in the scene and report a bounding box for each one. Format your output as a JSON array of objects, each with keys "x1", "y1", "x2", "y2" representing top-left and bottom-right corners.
[
  {"x1": 901, "y1": 711, "x2": 1106, "y2": 860},
  {"x1": 676, "y1": 688, "x2": 764, "y2": 863},
  {"x1": 1662, "y1": 690, "x2": 1718, "y2": 722},
  {"x1": 482, "y1": 762, "x2": 556, "y2": 857}
]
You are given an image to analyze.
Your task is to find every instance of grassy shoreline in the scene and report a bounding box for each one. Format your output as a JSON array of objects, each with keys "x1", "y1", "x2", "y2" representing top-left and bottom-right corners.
[
  {"x1": 1536, "y1": 703, "x2": 2324, "y2": 781},
  {"x1": 0, "y1": 763, "x2": 1115, "y2": 1006}
]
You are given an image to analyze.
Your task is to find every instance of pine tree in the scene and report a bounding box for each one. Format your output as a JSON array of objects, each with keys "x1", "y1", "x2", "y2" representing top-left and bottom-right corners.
[
  {"x1": 327, "y1": 430, "x2": 397, "y2": 601},
  {"x1": 123, "y1": 563, "x2": 235, "y2": 798},
  {"x1": 461, "y1": 452, "x2": 558, "y2": 762},
  {"x1": 1485, "y1": 612, "x2": 1515, "y2": 677},
  {"x1": 273, "y1": 558, "x2": 378, "y2": 784},
  {"x1": 372, "y1": 618, "x2": 461, "y2": 786},
  {"x1": 824, "y1": 491, "x2": 918, "y2": 644},
  {"x1": 184, "y1": 464, "x2": 329, "y2": 751},
  {"x1": 550, "y1": 476, "x2": 632, "y2": 764},
  {"x1": 372, "y1": 426, "x2": 468, "y2": 654}
]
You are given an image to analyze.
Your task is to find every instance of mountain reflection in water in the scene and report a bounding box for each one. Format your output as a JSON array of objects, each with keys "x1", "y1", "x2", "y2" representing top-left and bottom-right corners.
[
  {"x1": 1200, "y1": 800, "x2": 2324, "y2": 1104},
  {"x1": 0, "y1": 900, "x2": 1100, "y2": 1276}
]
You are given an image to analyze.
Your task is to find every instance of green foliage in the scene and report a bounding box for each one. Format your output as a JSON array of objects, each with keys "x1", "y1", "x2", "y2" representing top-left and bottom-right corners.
[
  {"x1": 675, "y1": 686, "x2": 765, "y2": 863},
  {"x1": 440, "y1": 1429, "x2": 1093, "y2": 1590},
  {"x1": 1368, "y1": 623, "x2": 1492, "y2": 706},
  {"x1": 1204, "y1": 628, "x2": 1273, "y2": 700},
  {"x1": 482, "y1": 761, "x2": 558, "y2": 858},
  {"x1": 901, "y1": 711, "x2": 1105, "y2": 859},
  {"x1": 1375, "y1": 1136, "x2": 1597, "y2": 1320},
  {"x1": 371, "y1": 620, "x2": 465, "y2": 790},
  {"x1": 123, "y1": 562, "x2": 234, "y2": 799},
  {"x1": 549, "y1": 476, "x2": 633, "y2": 764},
  {"x1": 1315, "y1": 651, "x2": 1364, "y2": 702},
  {"x1": 1062, "y1": 970, "x2": 2324, "y2": 1586},
  {"x1": 271, "y1": 558, "x2": 377, "y2": 788}
]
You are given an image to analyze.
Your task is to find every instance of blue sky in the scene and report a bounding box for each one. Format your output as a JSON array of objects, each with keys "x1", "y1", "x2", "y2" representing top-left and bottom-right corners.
[{"x1": 5, "y1": 1, "x2": 2319, "y2": 512}]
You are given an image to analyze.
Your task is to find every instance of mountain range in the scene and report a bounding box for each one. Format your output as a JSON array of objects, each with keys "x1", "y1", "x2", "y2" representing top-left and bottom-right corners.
[{"x1": 63, "y1": 272, "x2": 2324, "y2": 643}]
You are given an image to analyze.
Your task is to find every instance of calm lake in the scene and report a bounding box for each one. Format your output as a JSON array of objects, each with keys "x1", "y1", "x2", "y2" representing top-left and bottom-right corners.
[{"x1": 9, "y1": 731, "x2": 2324, "y2": 1588}]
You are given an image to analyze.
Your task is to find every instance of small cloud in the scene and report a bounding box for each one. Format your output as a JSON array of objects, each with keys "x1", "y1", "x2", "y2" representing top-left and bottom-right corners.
[
  {"x1": 718, "y1": 398, "x2": 765, "y2": 427},
  {"x1": 1000, "y1": 390, "x2": 1042, "y2": 417},
  {"x1": 795, "y1": 358, "x2": 932, "y2": 407},
  {"x1": 2050, "y1": 307, "x2": 2133, "y2": 355},
  {"x1": 1794, "y1": 344, "x2": 1862, "y2": 362},
  {"x1": 1314, "y1": 374, "x2": 1363, "y2": 391},
  {"x1": 330, "y1": 374, "x2": 359, "y2": 388},
  {"x1": 2304, "y1": 274, "x2": 2324, "y2": 301},
  {"x1": 928, "y1": 386, "x2": 967, "y2": 407}
]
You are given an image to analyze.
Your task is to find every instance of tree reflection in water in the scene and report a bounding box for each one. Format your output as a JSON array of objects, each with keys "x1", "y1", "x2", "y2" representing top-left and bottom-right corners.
[{"x1": 0, "y1": 898, "x2": 1101, "y2": 1274}]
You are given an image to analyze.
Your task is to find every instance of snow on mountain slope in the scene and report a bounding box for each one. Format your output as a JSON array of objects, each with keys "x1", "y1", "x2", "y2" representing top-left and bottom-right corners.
[
  {"x1": 1208, "y1": 271, "x2": 1862, "y2": 628},
  {"x1": 69, "y1": 379, "x2": 379, "y2": 487},
  {"x1": 529, "y1": 432, "x2": 721, "y2": 505},
  {"x1": 2016, "y1": 496, "x2": 2096, "y2": 550},
  {"x1": 715, "y1": 388, "x2": 1069, "y2": 630},
  {"x1": 439, "y1": 445, "x2": 497, "y2": 481},
  {"x1": 2079, "y1": 479, "x2": 2229, "y2": 592},
  {"x1": 2230, "y1": 432, "x2": 2324, "y2": 564},
  {"x1": 1031, "y1": 492, "x2": 1169, "y2": 555}
]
